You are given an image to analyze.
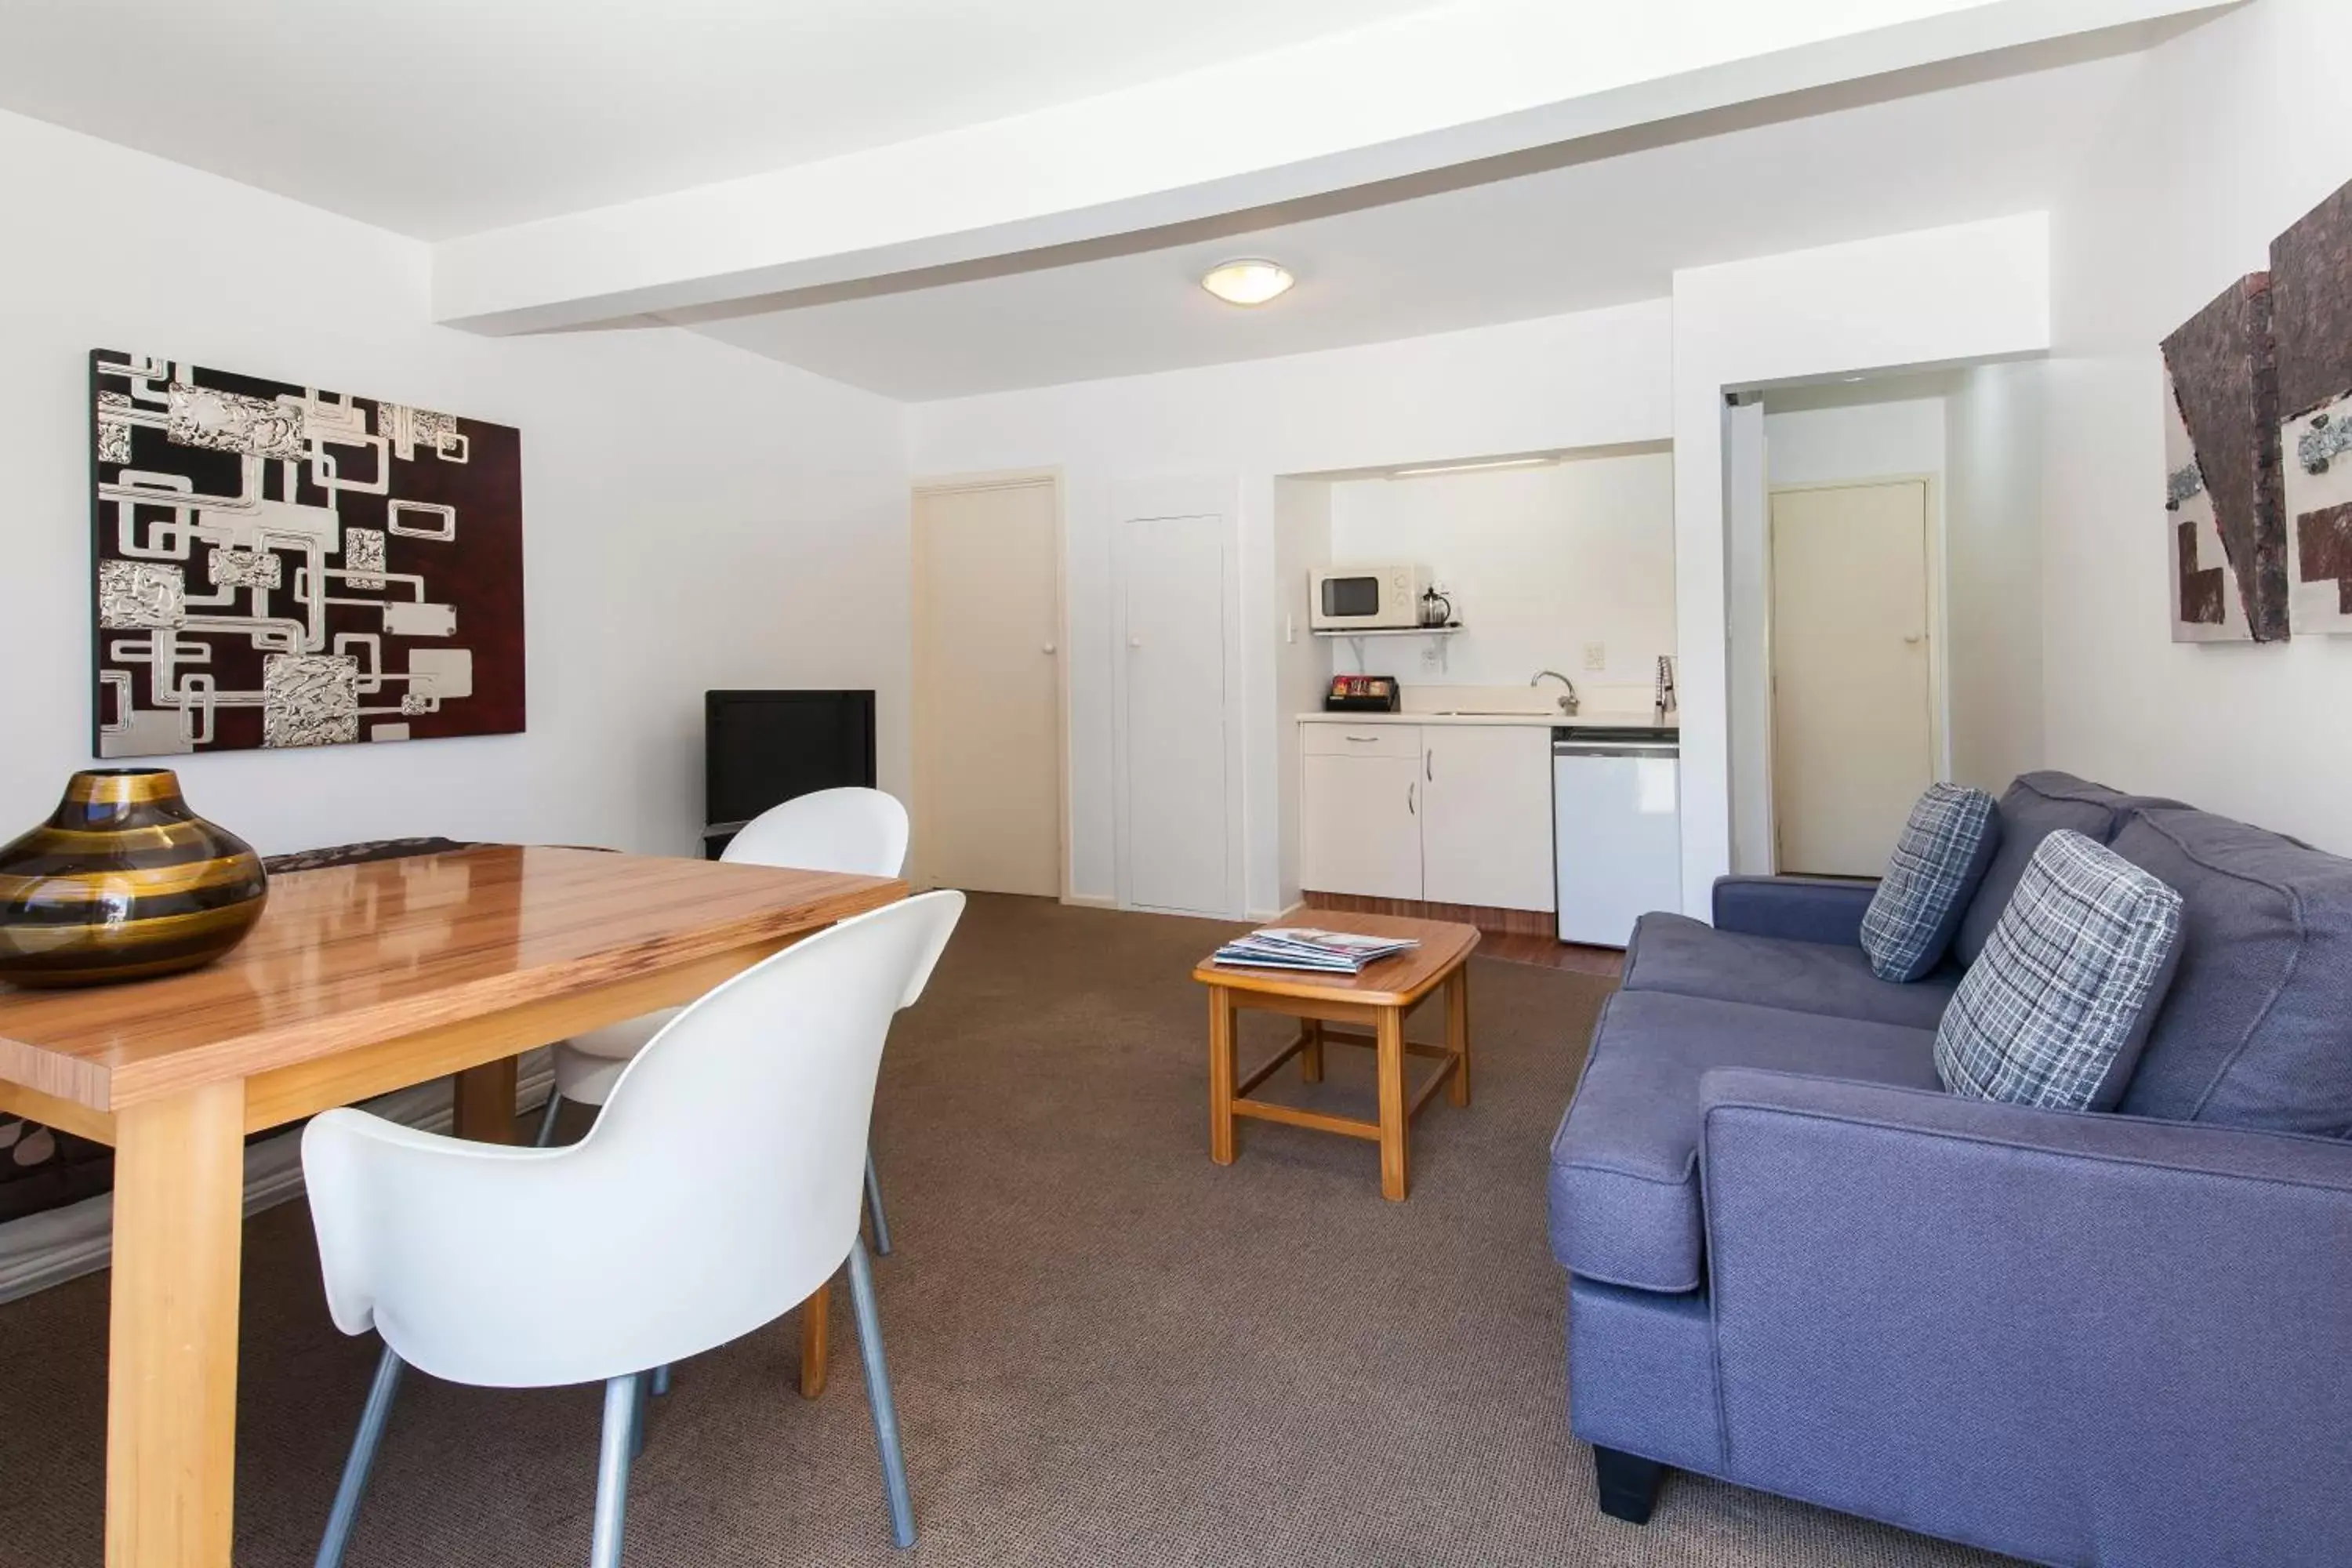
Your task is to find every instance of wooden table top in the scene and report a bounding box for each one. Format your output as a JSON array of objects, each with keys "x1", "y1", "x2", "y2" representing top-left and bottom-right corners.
[
  {"x1": 0, "y1": 845, "x2": 904, "y2": 1114},
  {"x1": 1192, "y1": 910, "x2": 1479, "y2": 1007}
]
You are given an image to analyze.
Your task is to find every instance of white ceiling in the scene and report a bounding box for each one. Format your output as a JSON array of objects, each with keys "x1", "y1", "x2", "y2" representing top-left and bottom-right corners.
[
  {"x1": 688, "y1": 46, "x2": 2148, "y2": 401},
  {"x1": 0, "y1": 0, "x2": 1442, "y2": 239}
]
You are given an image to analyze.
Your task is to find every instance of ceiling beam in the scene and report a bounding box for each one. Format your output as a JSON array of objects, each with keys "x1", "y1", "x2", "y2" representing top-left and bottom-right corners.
[{"x1": 432, "y1": 0, "x2": 2224, "y2": 336}]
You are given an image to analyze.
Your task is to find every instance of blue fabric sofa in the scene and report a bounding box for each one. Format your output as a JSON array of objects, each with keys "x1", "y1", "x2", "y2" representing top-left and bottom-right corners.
[{"x1": 1546, "y1": 772, "x2": 2352, "y2": 1566}]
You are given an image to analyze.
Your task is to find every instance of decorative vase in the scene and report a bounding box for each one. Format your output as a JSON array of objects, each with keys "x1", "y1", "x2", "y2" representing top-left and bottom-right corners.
[{"x1": 0, "y1": 769, "x2": 268, "y2": 988}]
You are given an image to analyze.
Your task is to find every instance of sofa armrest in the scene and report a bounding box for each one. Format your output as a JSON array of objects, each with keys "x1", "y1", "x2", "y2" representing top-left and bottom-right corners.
[
  {"x1": 1708, "y1": 875, "x2": 1877, "y2": 946},
  {"x1": 1694, "y1": 1069, "x2": 2352, "y2": 1564}
]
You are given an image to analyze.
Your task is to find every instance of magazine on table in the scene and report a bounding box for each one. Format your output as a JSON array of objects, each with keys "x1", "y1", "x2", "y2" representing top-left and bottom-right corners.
[{"x1": 1211, "y1": 926, "x2": 1420, "y2": 975}]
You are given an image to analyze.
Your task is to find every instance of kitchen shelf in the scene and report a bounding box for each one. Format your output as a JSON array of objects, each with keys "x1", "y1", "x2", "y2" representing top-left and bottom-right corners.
[{"x1": 1311, "y1": 623, "x2": 1462, "y2": 638}]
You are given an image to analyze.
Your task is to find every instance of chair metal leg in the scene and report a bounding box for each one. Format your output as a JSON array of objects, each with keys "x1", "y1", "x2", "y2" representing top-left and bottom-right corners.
[
  {"x1": 532, "y1": 1091, "x2": 564, "y2": 1148},
  {"x1": 845, "y1": 1236, "x2": 916, "y2": 1548},
  {"x1": 314, "y1": 1344, "x2": 405, "y2": 1568},
  {"x1": 590, "y1": 1374, "x2": 642, "y2": 1568},
  {"x1": 864, "y1": 1149, "x2": 893, "y2": 1257},
  {"x1": 629, "y1": 1370, "x2": 650, "y2": 1458},
  {"x1": 651, "y1": 1364, "x2": 671, "y2": 1397}
]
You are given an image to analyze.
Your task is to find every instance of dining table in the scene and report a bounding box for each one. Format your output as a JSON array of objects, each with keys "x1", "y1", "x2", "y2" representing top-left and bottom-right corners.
[{"x1": 0, "y1": 842, "x2": 905, "y2": 1568}]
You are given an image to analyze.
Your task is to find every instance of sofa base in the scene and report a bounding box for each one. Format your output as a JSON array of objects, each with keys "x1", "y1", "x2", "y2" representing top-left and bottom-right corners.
[{"x1": 1594, "y1": 1447, "x2": 1664, "y2": 1524}]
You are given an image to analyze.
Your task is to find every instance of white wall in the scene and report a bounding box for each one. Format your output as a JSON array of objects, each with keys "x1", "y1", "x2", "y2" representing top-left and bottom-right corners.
[
  {"x1": 1323, "y1": 452, "x2": 1676, "y2": 694},
  {"x1": 1671, "y1": 212, "x2": 2052, "y2": 912},
  {"x1": 1724, "y1": 400, "x2": 1772, "y2": 872},
  {"x1": 911, "y1": 299, "x2": 1675, "y2": 916},
  {"x1": 2038, "y1": 0, "x2": 2352, "y2": 851},
  {"x1": 1944, "y1": 360, "x2": 2046, "y2": 792},
  {"x1": 1764, "y1": 396, "x2": 1947, "y2": 487},
  {"x1": 1272, "y1": 478, "x2": 1334, "y2": 909},
  {"x1": 0, "y1": 110, "x2": 909, "y2": 858}
]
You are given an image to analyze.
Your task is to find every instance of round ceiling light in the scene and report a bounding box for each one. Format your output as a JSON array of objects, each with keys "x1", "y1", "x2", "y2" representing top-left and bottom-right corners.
[{"x1": 1200, "y1": 259, "x2": 1295, "y2": 307}]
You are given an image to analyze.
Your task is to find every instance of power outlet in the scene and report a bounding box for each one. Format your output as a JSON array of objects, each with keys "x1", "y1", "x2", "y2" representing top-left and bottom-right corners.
[
  {"x1": 1420, "y1": 643, "x2": 1443, "y2": 670},
  {"x1": 1582, "y1": 642, "x2": 1607, "y2": 672}
]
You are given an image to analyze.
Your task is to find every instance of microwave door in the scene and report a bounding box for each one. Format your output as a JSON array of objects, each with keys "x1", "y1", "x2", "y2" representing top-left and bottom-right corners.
[{"x1": 1322, "y1": 575, "x2": 1381, "y2": 619}]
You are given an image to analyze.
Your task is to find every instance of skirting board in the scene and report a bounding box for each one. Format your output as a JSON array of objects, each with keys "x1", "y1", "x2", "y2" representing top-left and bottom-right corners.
[
  {"x1": 0, "y1": 1049, "x2": 556, "y2": 1307},
  {"x1": 1301, "y1": 891, "x2": 1557, "y2": 938}
]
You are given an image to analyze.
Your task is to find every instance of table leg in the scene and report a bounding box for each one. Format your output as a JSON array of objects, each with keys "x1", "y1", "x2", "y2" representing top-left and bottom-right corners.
[
  {"x1": 1207, "y1": 985, "x2": 1237, "y2": 1166},
  {"x1": 1446, "y1": 966, "x2": 1472, "y2": 1108},
  {"x1": 1375, "y1": 1006, "x2": 1408, "y2": 1202},
  {"x1": 451, "y1": 1056, "x2": 520, "y2": 1144},
  {"x1": 1299, "y1": 1019, "x2": 1324, "y2": 1084},
  {"x1": 798, "y1": 1274, "x2": 832, "y2": 1399},
  {"x1": 106, "y1": 1080, "x2": 248, "y2": 1568}
]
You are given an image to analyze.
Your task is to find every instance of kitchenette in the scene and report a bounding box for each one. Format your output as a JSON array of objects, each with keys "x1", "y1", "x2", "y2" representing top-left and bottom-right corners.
[{"x1": 1279, "y1": 446, "x2": 1679, "y2": 948}]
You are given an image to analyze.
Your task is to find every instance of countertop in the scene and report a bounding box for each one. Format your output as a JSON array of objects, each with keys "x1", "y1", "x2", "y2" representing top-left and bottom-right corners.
[{"x1": 1297, "y1": 710, "x2": 1677, "y2": 730}]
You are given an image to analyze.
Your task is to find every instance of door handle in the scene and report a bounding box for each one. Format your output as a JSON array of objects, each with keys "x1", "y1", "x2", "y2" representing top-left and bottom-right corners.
[
  {"x1": 1425, "y1": 751, "x2": 1433, "y2": 782},
  {"x1": 1042, "y1": 642, "x2": 1057, "y2": 654},
  {"x1": 1408, "y1": 781, "x2": 1417, "y2": 815},
  {"x1": 1344, "y1": 733, "x2": 1378, "y2": 742},
  {"x1": 1903, "y1": 633, "x2": 1922, "y2": 644}
]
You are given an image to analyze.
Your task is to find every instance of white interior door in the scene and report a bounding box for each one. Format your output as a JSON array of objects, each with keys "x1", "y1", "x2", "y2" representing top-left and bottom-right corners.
[
  {"x1": 1121, "y1": 512, "x2": 1231, "y2": 915},
  {"x1": 912, "y1": 480, "x2": 1062, "y2": 897},
  {"x1": 1770, "y1": 481, "x2": 1934, "y2": 877}
]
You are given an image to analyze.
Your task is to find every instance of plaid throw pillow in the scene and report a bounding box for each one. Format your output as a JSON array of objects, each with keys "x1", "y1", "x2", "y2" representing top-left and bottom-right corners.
[
  {"x1": 1860, "y1": 784, "x2": 2002, "y2": 982},
  {"x1": 1934, "y1": 830, "x2": 2184, "y2": 1112}
]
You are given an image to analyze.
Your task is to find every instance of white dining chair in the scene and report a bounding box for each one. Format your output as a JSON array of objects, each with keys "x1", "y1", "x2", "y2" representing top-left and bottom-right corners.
[
  {"x1": 304, "y1": 890, "x2": 964, "y2": 1568},
  {"x1": 540, "y1": 787, "x2": 913, "y2": 1254}
]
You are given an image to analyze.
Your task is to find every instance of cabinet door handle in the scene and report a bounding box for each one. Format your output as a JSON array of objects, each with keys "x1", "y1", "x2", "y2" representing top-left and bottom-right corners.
[
  {"x1": 1425, "y1": 751, "x2": 1433, "y2": 782},
  {"x1": 1343, "y1": 733, "x2": 1379, "y2": 742},
  {"x1": 1408, "y1": 781, "x2": 1417, "y2": 815}
]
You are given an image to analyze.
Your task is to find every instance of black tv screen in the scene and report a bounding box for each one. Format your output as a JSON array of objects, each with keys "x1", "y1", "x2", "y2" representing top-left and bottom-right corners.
[{"x1": 705, "y1": 690, "x2": 877, "y2": 833}]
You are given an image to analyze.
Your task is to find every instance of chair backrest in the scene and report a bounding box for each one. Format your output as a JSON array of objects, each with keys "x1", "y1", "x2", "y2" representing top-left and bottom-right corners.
[
  {"x1": 302, "y1": 890, "x2": 964, "y2": 1388},
  {"x1": 722, "y1": 787, "x2": 909, "y2": 878}
]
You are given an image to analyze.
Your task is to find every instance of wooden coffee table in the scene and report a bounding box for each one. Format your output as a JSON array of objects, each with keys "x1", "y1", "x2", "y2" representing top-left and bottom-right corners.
[{"x1": 1192, "y1": 912, "x2": 1479, "y2": 1201}]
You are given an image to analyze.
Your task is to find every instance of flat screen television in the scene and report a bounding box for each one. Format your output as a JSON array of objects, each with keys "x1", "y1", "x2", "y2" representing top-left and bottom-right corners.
[{"x1": 703, "y1": 690, "x2": 877, "y2": 855}]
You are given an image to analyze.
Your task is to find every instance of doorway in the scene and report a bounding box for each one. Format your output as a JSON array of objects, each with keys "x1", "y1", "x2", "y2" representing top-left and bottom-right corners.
[
  {"x1": 909, "y1": 476, "x2": 1065, "y2": 897},
  {"x1": 1115, "y1": 505, "x2": 1238, "y2": 917},
  {"x1": 1769, "y1": 479, "x2": 1937, "y2": 877}
]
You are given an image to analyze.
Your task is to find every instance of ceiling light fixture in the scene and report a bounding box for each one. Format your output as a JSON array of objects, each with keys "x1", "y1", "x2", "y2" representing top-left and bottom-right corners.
[
  {"x1": 1200, "y1": 259, "x2": 1295, "y2": 306},
  {"x1": 1388, "y1": 456, "x2": 1557, "y2": 479}
]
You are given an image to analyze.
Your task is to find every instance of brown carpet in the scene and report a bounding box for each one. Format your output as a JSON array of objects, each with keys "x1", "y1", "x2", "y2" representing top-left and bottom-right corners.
[{"x1": 0, "y1": 895, "x2": 2009, "y2": 1567}]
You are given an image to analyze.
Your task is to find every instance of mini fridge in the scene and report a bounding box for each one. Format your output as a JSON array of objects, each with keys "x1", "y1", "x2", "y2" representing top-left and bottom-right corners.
[{"x1": 1552, "y1": 725, "x2": 1682, "y2": 947}]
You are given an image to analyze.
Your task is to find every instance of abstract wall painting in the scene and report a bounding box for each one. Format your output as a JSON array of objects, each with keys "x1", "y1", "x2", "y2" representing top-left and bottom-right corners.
[
  {"x1": 89, "y1": 352, "x2": 524, "y2": 756},
  {"x1": 2160, "y1": 274, "x2": 2285, "y2": 642},
  {"x1": 2270, "y1": 179, "x2": 2352, "y2": 636}
]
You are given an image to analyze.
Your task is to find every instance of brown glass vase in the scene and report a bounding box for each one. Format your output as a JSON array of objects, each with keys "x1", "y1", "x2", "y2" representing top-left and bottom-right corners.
[{"x1": 0, "y1": 769, "x2": 268, "y2": 988}]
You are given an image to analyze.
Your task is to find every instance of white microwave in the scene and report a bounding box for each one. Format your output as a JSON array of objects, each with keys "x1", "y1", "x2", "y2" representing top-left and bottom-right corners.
[{"x1": 1308, "y1": 564, "x2": 1432, "y2": 631}]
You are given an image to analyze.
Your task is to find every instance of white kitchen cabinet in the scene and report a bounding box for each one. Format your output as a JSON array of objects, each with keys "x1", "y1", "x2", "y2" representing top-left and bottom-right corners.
[
  {"x1": 1300, "y1": 750, "x2": 1425, "y2": 899},
  {"x1": 1421, "y1": 725, "x2": 1557, "y2": 911}
]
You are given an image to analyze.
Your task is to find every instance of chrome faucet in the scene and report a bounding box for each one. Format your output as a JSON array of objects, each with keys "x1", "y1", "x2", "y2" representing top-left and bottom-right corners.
[{"x1": 1530, "y1": 670, "x2": 1579, "y2": 715}]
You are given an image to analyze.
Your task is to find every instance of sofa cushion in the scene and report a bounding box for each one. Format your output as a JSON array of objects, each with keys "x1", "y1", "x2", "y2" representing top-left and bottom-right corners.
[
  {"x1": 2111, "y1": 807, "x2": 2352, "y2": 1136},
  {"x1": 1935, "y1": 831, "x2": 2185, "y2": 1112},
  {"x1": 1862, "y1": 784, "x2": 2002, "y2": 981},
  {"x1": 1548, "y1": 990, "x2": 1942, "y2": 1291},
  {"x1": 1623, "y1": 912, "x2": 1959, "y2": 1030},
  {"x1": 1955, "y1": 772, "x2": 2152, "y2": 966}
]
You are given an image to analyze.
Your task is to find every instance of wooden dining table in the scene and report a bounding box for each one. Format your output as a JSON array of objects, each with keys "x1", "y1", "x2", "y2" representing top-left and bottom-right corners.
[{"x1": 0, "y1": 843, "x2": 904, "y2": 1568}]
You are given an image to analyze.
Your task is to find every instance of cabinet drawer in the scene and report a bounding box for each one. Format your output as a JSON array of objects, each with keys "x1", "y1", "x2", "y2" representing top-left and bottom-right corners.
[{"x1": 1300, "y1": 724, "x2": 1422, "y2": 760}]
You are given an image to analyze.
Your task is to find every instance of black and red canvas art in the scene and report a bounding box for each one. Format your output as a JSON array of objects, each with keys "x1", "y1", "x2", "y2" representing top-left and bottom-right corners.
[
  {"x1": 89, "y1": 351, "x2": 524, "y2": 754},
  {"x1": 2160, "y1": 275, "x2": 2285, "y2": 641},
  {"x1": 2161, "y1": 173, "x2": 2352, "y2": 643},
  {"x1": 2271, "y1": 180, "x2": 2352, "y2": 634}
]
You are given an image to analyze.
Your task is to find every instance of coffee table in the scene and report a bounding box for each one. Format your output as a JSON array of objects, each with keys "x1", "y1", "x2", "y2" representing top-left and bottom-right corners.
[{"x1": 1192, "y1": 912, "x2": 1479, "y2": 1201}]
